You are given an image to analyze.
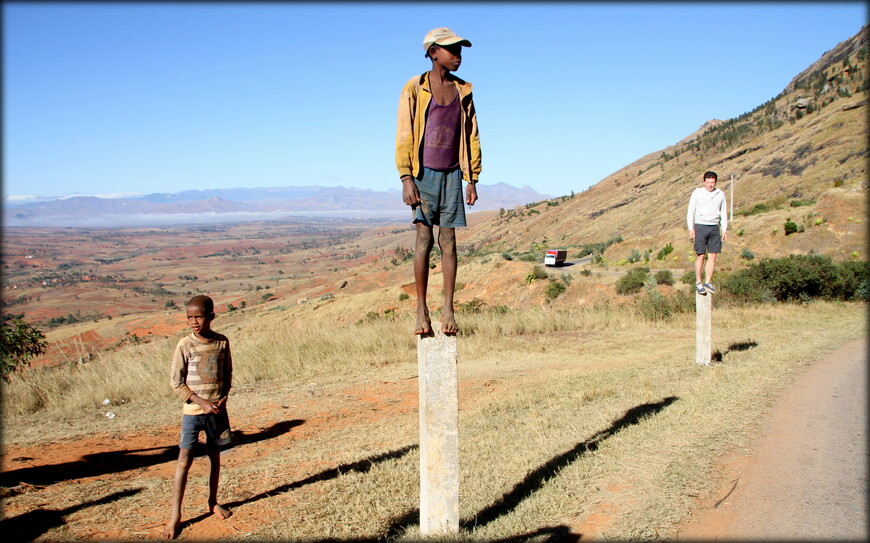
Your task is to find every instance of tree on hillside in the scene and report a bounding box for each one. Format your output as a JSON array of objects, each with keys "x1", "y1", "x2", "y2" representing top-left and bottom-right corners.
[{"x1": 1, "y1": 318, "x2": 48, "y2": 381}]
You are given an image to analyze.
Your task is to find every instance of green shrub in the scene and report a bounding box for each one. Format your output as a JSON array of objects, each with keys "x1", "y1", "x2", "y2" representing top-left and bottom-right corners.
[
  {"x1": 546, "y1": 280, "x2": 567, "y2": 300},
  {"x1": 741, "y1": 248, "x2": 755, "y2": 260},
  {"x1": 501, "y1": 252, "x2": 513, "y2": 261},
  {"x1": 656, "y1": 243, "x2": 674, "y2": 260},
  {"x1": 1, "y1": 318, "x2": 48, "y2": 381},
  {"x1": 654, "y1": 270, "x2": 674, "y2": 285},
  {"x1": 615, "y1": 267, "x2": 650, "y2": 295},
  {"x1": 784, "y1": 217, "x2": 798, "y2": 235},
  {"x1": 722, "y1": 255, "x2": 869, "y2": 302},
  {"x1": 398, "y1": 293, "x2": 410, "y2": 301},
  {"x1": 636, "y1": 289, "x2": 694, "y2": 321},
  {"x1": 680, "y1": 269, "x2": 696, "y2": 285}
]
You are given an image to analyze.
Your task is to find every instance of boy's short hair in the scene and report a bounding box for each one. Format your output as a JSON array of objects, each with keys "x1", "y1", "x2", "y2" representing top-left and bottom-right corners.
[
  {"x1": 703, "y1": 171, "x2": 718, "y2": 181},
  {"x1": 187, "y1": 295, "x2": 214, "y2": 314}
]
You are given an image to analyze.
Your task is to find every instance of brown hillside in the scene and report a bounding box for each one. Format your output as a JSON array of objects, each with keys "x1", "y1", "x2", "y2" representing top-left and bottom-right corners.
[{"x1": 460, "y1": 26, "x2": 868, "y2": 271}]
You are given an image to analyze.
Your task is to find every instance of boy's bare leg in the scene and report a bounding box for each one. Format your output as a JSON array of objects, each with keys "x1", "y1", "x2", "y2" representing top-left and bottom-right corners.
[
  {"x1": 704, "y1": 252, "x2": 717, "y2": 284},
  {"x1": 164, "y1": 448, "x2": 194, "y2": 539},
  {"x1": 695, "y1": 254, "x2": 706, "y2": 284},
  {"x1": 439, "y1": 227, "x2": 459, "y2": 334},
  {"x1": 207, "y1": 444, "x2": 232, "y2": 519},
  {"x1": 413, "y1": 223, "x2": 435, "y2": 335}
]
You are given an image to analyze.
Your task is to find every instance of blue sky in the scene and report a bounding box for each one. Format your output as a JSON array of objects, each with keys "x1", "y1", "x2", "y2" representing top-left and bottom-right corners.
[{"x1": 3, "y1": 2, "x2": 866, "y2": 201}]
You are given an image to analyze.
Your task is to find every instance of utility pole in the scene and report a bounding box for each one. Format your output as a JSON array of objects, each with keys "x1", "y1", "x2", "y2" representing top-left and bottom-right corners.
[{"x1": 730, "y1": 174, "x2": 734, "y2": 222}]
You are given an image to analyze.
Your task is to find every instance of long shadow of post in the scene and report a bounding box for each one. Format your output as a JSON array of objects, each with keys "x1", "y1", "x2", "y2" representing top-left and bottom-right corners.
[
  {"x1": 712, "y1": 340, "x2": 759, "y2": 363},
  {"x1": 0, "y1": 419, "x2": 303, "y2": 488},
  {"x1": 178, "y1": 444, "x2": 418, "y2": 532},
  {"x1": 386, "y1": 396, "x2": 678, "y2": 538},
  {"x1": 0, "y1": 488, "x2": 142, "y2": 542},
  {"x1": 462, "y1": 396, "x2": 678, "y2": 529}
]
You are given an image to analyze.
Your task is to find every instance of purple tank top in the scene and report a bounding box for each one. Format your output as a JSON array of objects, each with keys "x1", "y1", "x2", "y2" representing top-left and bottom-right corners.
[{"x1": 422, "y1": 95, "x2": 460, "y2": 170}]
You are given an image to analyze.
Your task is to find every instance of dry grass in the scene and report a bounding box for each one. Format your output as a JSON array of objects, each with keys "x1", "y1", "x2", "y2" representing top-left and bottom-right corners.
[{"x1": 1, "y1": 297, "x2": 865, "y2": 541}]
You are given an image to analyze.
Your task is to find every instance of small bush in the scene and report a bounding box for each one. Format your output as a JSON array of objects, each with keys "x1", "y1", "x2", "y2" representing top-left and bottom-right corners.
[
  {"x1": 502, "y1": 252, "x2": 513, "y2": 261},
  {"x1": 546, "y1": 280, "x2": 567, "y2": 300},
  {"x1": 784, "y1": 217, "x2": 798, "y2": 235},
  {"x1": 656, "y1": 243, "x2": 674, "y2": 260},
  {"x1": 654, "y1": 270, "x2": 674, "y2": 285},
  {"x1": 531, "y1": 265, "x2": 549, "y2": 280},
  {"x1": 636, "y1": 289, "x2": 694, "y2": 321},
  {"x1": 680, "y1": 270, "x2": 696, "y2": 285},
  {"x1": 398, "y1": 293, "x2": 410, "y2": 301},
  {"x1": 615, "y1": 267, "x2": 650, "y2": 295},
  {"x1": 741, "y1": 248, "x2": 755, "y2": 260}
]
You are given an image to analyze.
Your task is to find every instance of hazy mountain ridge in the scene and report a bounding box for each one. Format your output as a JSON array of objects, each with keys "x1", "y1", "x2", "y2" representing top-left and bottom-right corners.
[{"x1": 4, "y1": 182, "x2": 552, "y2": 226}]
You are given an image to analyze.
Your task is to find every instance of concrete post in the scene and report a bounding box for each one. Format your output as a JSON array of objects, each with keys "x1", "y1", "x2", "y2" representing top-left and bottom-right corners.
[
  {"x1": 417, "y1": 329, "x2": 459, "y2": 535},
  {"x1": 696, "y1": 292, "x2": 712, "y2": 365}
]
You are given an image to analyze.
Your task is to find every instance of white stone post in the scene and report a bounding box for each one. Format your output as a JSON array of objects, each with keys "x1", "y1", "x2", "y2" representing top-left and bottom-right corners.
[
  {"x1": 696, "y1": 292, "x2": 712, "y2": 365},
  {"x1": 417, "y1": 329, "x2": 459, "y2": 535}
]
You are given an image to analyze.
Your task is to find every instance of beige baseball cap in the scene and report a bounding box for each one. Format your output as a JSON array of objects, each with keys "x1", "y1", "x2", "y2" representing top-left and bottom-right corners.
[{"x1": 423, "y1": 27, "x2": 472, "y2": 52}]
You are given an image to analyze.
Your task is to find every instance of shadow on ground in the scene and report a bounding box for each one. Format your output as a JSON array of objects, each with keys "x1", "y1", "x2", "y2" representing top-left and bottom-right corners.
[
  {"x1": 0, "y1": 488, "x2": 142, "y2": 542},
  {"x1": 0, "y1": 419, "x2": 303, "y2": 488},
  {"x1": 712, "y1": 340, "x2": 759, "y2": 363},
  {"x1": 384, "y1": 396, "x2": 679, "y2": 539}
]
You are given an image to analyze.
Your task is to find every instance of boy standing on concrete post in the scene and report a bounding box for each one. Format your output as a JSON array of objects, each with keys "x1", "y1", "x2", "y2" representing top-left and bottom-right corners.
[
  {"x1": 396, "y1": 27, "x2": 482, "y2": 336},
  {"x1": 687, "y1": 171, "x2": 728, "y2": 295}
]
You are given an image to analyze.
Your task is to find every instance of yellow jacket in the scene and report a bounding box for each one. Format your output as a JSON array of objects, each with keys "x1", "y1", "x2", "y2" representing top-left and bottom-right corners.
[{"x1": 395, "y1": 72, "x2": 481, "y2": 183}]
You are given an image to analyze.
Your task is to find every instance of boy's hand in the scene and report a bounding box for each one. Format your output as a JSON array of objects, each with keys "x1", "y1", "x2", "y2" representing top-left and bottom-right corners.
[
  {"x1": 402, "y1": 176, "x2": 421, "y2": 207},
  {"x1": 466, "y1": 183, "x2": 478, "y2": 206},
  {"x1": 193, "y1": 395, "x2": 220, "y2": 414},
  {"x1": 216, "y1": 396, "x2": 228, "y2": 409}
]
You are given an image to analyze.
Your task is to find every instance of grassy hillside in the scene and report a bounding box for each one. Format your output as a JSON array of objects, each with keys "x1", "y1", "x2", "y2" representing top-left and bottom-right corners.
[{"x1": 459, "y1": 26, "x2": 867, "y2": 273}]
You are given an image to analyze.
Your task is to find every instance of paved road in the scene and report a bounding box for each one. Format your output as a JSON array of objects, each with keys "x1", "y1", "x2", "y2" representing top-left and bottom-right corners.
[{"x1": 676, "y1": 337, "x2": 868, "y2": 540}]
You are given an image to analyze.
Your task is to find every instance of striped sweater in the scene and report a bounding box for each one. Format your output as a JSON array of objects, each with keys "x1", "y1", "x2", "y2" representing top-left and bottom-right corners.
[{"x1": 170, "y1": 332, "x2": 233, "y2": 415}]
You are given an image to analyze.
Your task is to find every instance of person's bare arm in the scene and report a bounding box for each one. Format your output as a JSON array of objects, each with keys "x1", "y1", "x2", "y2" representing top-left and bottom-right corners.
[
  {"x1": 465, "y1": 182, "x2": 478, "y2": 206},
  {"x1": 402, "y1": 176, "x2": 421, "y2": 206}
]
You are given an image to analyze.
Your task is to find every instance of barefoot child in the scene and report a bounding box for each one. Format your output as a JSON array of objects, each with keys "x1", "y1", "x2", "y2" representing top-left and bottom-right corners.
[
  {"x1": 164, "y1": 295, "x2": 233, "y2": 539},
  {"x1": 396, "y1": 27, "x2": 482, "y2": 335}
]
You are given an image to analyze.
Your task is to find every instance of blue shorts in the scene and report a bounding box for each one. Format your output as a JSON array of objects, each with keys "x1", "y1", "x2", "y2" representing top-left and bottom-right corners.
[
  {"x1": 412, "y1": 167, "x2": 467, "y2": 228},
  {"x1": 694, "y1": 224, "x2": 723, "y2": 254},
  {"x1": 179, "y1": 411, "x2": 232, "y2": 450}
]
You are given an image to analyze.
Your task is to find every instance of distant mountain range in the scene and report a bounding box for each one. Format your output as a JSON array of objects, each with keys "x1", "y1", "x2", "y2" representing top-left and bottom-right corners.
[{"x1": 3, "y1": 183, "x2": 552, "y2": 227}]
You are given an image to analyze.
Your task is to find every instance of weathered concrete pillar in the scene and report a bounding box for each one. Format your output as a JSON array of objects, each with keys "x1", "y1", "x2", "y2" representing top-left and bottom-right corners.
[
  {"x1": 696, "y1": 292, "x2": 712, "y2": 365},
  {"x1": 417, "y1": 329, "x2": 459, "y2": 535}
]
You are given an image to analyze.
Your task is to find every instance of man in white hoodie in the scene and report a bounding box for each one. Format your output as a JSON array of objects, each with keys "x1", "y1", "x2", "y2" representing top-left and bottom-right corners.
[{"x1": 687, "y1": 171, "x2": 728, "y2": 295}]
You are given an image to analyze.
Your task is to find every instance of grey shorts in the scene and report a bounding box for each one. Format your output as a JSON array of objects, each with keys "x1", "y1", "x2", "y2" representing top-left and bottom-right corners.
[
  {"x1": 179, "y1": 411, "x2": 232, "y2": 450},
  {"x1": 412, "y1": 167, "x2": 467, "y2": 228},
  {"x1": 694, "y1": 224, "x2": 723, "y2": 254}
]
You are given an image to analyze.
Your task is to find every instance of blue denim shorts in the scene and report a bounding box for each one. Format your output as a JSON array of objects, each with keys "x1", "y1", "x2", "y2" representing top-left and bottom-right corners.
[
  {"x1": 179, "y1": 411, "x2": 232, "y2": 450},
  {"x1": 412, "y1": 167, "x2": 467, "y2": 228},
  {"x1": 694, "y1": 224, "x2": 723, "y2": 254}
]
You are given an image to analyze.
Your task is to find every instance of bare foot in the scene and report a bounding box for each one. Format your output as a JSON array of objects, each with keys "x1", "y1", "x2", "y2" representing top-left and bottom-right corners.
[
  {"x1": 162, "y1": 519, "x2": 180, "y2": 539},
  {"x1": 414, "y1": 307, "x2": 432, "y2": 336},
  {"x1": 441, "y1": 309, "x2": 459, "y2": 335},
  {"x1": 210, "y1": 502, "x2": 232, "y2": 519}
]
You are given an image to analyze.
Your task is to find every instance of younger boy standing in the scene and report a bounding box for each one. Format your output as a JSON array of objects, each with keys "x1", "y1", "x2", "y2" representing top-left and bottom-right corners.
[
  {"x1": 396, "y1": 27, "x2": 482, "y2": 336},
  {"x1": 164, "y1": 295, "x2": 233, "y2": 539}
]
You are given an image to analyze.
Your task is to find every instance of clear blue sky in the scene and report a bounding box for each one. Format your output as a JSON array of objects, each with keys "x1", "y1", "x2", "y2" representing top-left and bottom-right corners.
[{"x1": 3, "y1": 2, "x2": 866, "y2": 201}]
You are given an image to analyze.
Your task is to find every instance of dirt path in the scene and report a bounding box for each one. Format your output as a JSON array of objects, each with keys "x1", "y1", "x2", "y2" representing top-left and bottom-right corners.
[{"x1": 672, "y1": 337, "x2": 868, "y2": 541}]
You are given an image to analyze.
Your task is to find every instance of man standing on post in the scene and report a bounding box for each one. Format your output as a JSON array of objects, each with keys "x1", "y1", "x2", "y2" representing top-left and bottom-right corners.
[
  {"x1": 396, "y1": 27, "x2": 481, "y2": 336},
  {"x1": 687, "y1": 171, "x2": 728, "y2": 295}
]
